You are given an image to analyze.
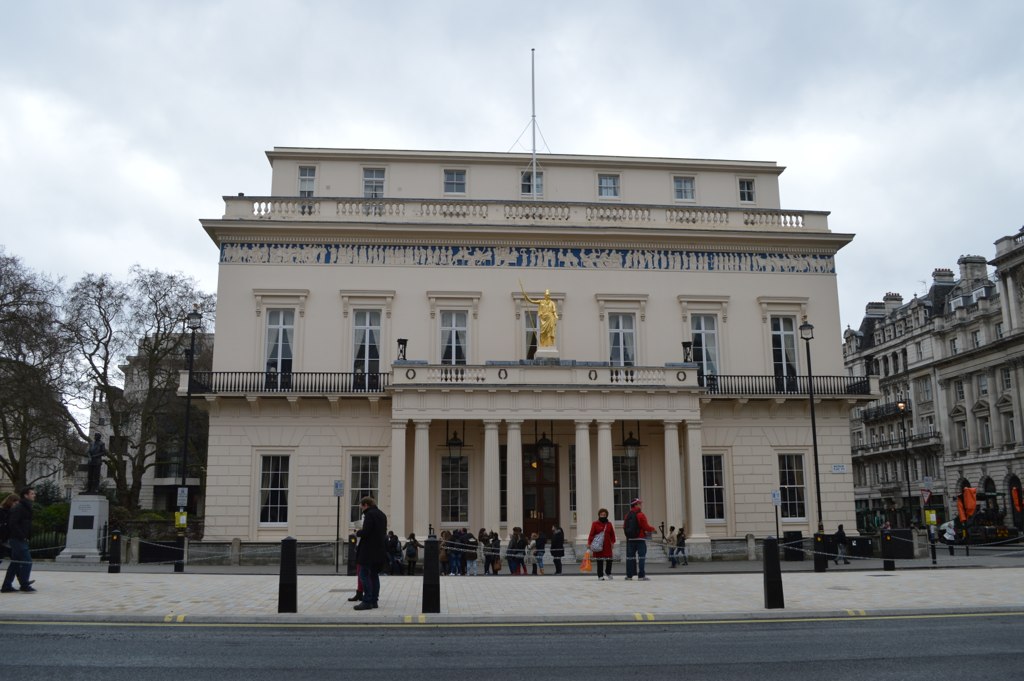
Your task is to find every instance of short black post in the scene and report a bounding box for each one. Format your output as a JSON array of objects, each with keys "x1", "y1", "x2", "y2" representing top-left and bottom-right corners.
[
  {"x1": 881, "y1": 529, "x2": 895, "y2": 571},
  {"x1": 108, "y1": 530, "x2": 122, "y2": 574},
  {"x1": 813, "y1": 532, "x2": 828, "y2": 573},
  {"x1": 762, "y1": 536, "x2": 785, "y2": 609},
  {"x1": 928, "y1": 526, "x2": 937, "y2": 566},
  {"x1": 174, "y1": 530, "x2": 185, "y2": 573},
  {"x1": 422, "y1": 533, "x2": 440, "y2": 614},
  {"x1": 278, "y1": 536, "x2": 297, "y2": 614},
  {"x1": 346, "y1": 534, "x2": 357, "y2": 576}
]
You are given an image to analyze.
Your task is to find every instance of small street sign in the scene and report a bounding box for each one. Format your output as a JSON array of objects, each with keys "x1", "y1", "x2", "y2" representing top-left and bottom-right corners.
[
  {"x1": 831, "y1": 464, "x2": 848, "y2": 474},
  {"x1": 770, "y1": 489, "x2": 781, "y2": 507},
  {"x1": 177, "y1": 487, "x2": 189, "y2": 507},
  {"x1": 333, "y1": 480, "x2": 345, "y2": 497},
  {"x1": 921, "y1": 489, "x2": 933, "y2": 506},
  {"x1": 923, "y1": 476, "x2": 933, "y2": 491},
  {"x1": 175, "y1": 511, "x2": 188, "y2": 528}
]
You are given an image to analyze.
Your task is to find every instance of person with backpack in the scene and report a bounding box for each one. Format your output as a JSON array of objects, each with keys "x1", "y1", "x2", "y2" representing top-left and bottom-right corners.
[
  {"x1": 0, "y1": 493, "x2": 19, "y2": 573},
  {"x1": 464, "y1": 532, "x2": 479, "y2": 576},
  {"x1": 404, "y1": 533, "x2": 423, "y2": 575},
  {"x1": 623, "y1": 497, "x2": 657, "y2": 581}
]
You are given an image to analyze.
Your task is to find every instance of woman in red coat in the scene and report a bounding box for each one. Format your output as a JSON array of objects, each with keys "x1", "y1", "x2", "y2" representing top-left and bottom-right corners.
[{"x1": 587, "y1": 507, "x2": 617, "y2": 580}]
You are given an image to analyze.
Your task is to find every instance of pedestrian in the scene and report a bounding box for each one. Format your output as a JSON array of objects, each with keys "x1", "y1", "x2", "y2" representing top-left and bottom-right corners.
[
  {"x1": 465, "y1": 532, "x2": 479, "y2": 576},
  {"x1": 943, "y1": 521, "x2": 956, "y2": 556},
  {"x1": 675, "y1": 526, "x2": 688, "y2": 566},
  {"x1": 353, "y1": 496, "x2": 387, "y2": 611},
  {"x1": 665, "y1": 525, "x2": 677, "y2": 566},
  {"x1": 506, "y1": 527, "x2": 524, "y2": 575},
  {"x1": 2, "y1": 487, "x2": 36, "y2": 593},
  {"x1": 622, "y1": 497, "x2": 656, "y2": 581},
  {"x1": 488, "y1": 531, "x2": 502, "y2": 574},
  {"x1": 588, "y1": 508, "x2": 616, "y2": 580},
  {"x1": 439, "y1": 530, "x2": 452, "y2": 575},
  {"x1": 534, "y1": 531, "x2": 547, "y2": 575},
  {"x1": 525, "y1": 533, "x2": 538, "y2": 575},
  {"x1": 549, "y1": 524, "x2": 565, "y2": 575},
  {"x1": 385, "y1": 530, "x2": 403, "y2": 575},
  {"x1": 833, "y1": 524, "x2": 850, "y2": 565},
  {"x1": 404, "y1": 533, "x2": 423, "y2": 575},
  {"x1": 448, "y1": 528, "x2": 464, "y2": 576},
  {"x1": 0, "y1": 493, "x2": 19, "y2": 575}
]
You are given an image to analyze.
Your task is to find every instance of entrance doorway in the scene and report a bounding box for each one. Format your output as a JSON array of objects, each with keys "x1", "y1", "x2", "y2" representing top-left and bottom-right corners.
[{"x1": 522, "y1": 443, "x2": 558, "y2": 539}]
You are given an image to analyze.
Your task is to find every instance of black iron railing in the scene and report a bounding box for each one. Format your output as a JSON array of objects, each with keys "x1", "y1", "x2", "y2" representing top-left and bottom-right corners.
[
  {"x1": 861, "y1": 401, "x2": 912, "y2": 423},
  {"x1": 190, "y1": 371, "x2": 391, "y2": 394},
  {"x1": 697, "y1": 374, "x2": 871, "y2": 396}
]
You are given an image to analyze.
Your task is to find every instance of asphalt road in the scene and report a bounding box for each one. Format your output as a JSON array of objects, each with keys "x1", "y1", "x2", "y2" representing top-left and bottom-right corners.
[{"x1": 2, "y1": 613, "x2": 1019, "y2": 680}]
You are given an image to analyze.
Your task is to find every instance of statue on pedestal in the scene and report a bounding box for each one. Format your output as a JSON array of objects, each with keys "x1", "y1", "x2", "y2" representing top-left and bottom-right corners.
[
  {"x1": 85, "y1": 433, "x2": 106, "y2": 494},
  {"x1": 519, "y1": 281, "x2": 558, "y2": 348}
]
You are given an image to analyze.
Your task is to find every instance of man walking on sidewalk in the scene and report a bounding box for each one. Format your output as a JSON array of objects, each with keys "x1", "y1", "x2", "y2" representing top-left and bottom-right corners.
[
  {"x1": 623, "y1": 498, "x2": 657, "y2": 581},
  {"x1": 2, "y1": 487, "x2": 36, "y2": 593}
]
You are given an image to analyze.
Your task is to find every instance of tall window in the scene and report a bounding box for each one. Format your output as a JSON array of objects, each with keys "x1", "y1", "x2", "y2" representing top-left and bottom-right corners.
[
  {"x1": 265, "y1": 309, "x2": 294, "y2": 389},
  {"x1": 598, "y1": 174, "x2": 620, "y2": 198},
  {"x1": 298, "y1": 166, "x2": 316, "y2": 197},
  {"x1": 441, "y1": 455, "x2": 469, "y2": 523},
  {"x1": 608, "y1": 313, "x2": 636, "y2": 366},
  {"x1": 771, "y1": 316, "x2": 798, "y2": 390},
  {"x1": 917, "y1": 377, "x2": 933, "y2": 402},
  {"x1": 521, "y1": 170, "x2": 543, "y2": 196},
  {"x1": 363, "y1": 168, "x2": 385, "y2": 198},
  {"x1": 738, "y1": 178, "x2": 755, "y2": 202},
  {"x1": 702, "y1": 455, "x2": 725, "y2": 520},
  {"x1": 444, "y1": 169, "x2": 466, "y2": 194},
  {"x1": 978, "y1": 374, "x2": 989, "y2": 396},
  {"x1": 524, "y1": 310, "x2": 539, "y2": 360},
  {"x1": 353, "y1": 309, "x2": 381, "y2": 389},
  {"x1": 950, "y1": 338, "x2": 959, "y2": 355},
  {"x1": 1002, "y1": 368, "x2": 1013, "y2": 391},
  {"x1": 971, "y1": 330, "x2": 981, "y2": 348},
  {"x1": 613, "y1": 455, "x2": 639, "y2": 521},
  {"x1": 956, "y1": 421, "x2": 968, "y2": 450},
  {"x1": 1003, "y1": 413, "x2": 1016, "y2": 444},
  {"x1": 568, "y1": 444, "x2": 577, "y2": 518},
  {"x1": 673, "y1": 176, "x2": 695, "y2": 200},
  {"x1": 978, "y1": 416, "x2": 991, "y2": 448},
  {"x1": 954, "y1": 380, "x2": 965, "y2": 401},
  {"x1": 778, "y1": 454, "x2": 806, "y2": 519},
  {"x1": 259, "y1": 455, "x2": 289, "y2": 524},
  {"x1": 691, "y1": 314, "x2": 719, "y2": 376},
  {"x1": 440, "y1": 310, "x2": 468, "y2": 365},
  {"x1": 996, "y1": 322, "x2": 1004, "y2": 339},
  {"x1": 500, "y1": 447, "x2": 508, "y2": 523},
  {"x1": 349, "y1": 456, "x2": 379, "y2": 522}
]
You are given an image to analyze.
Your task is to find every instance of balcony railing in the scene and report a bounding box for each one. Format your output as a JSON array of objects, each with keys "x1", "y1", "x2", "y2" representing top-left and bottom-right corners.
[
  {"x1": 852, "y1": 431, "x2": 943, "y2": 455},
  {"x1": 188, "y1": 371, "x2": 391, "y2": 395},
  {"x1": 222, "y1": 196, "x2": 831, "y2": 233},
  {"x1": 697, "y1": 374, "x2": 872, "y2": 396},
  {"x1": 860, "y1": 401, "x2": 912, "y2": 423}
]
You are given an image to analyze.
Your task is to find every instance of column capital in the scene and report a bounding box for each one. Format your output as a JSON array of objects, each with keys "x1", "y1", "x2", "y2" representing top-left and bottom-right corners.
[
  {"x1": 506, "y1": 419, "x2": 523, "y2": 429},
  {"x1": 391, "y1": 419, "x2": 409, "y2": 428},
  {"x1": 595, "y1": 419, "x2": 614, "y2": 429},
  {"x1": 574, "y1": 419, "x2": 594, "y2": 429},
  {"x1": 414, "y1": 419, "x2": 432, "y2": 428},
  {"x1": 482, "y1": 419, "x2": 502, "y2": 428}
]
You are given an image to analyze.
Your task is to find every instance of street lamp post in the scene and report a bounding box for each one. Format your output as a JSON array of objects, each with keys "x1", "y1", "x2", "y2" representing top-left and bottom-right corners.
[
  {"x1": 896, "y1": 401, "x2": 913, "y2": 528},
  {"x1": 175, "y1": 306, "x2": 203, "y2": 573},
  {"x1": 799, "y1": 321, "x2": 827, "y2": 573}
]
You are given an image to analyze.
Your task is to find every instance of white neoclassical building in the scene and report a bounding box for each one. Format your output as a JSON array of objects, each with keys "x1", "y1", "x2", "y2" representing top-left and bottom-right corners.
[{"x1": 190, "y1": 148, "x2": 876, "y2": 556}]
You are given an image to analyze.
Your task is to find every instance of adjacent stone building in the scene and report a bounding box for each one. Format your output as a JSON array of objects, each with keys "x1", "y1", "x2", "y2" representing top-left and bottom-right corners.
[
  {"x1": 844, "y1": 230, "x2": 1024, "y2": 535},
  {"x1": 190, "y1": 148, "x2": 875, "y2": 556}
]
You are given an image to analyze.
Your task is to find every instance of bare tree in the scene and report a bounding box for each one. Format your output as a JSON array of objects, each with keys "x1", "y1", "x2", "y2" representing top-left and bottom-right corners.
[
  {"x1": 0, "y1": 250, "x2": 82, "y2": 489},
  {"x1": 65, "y1": 266, "x2": 215, "y2": 509}
]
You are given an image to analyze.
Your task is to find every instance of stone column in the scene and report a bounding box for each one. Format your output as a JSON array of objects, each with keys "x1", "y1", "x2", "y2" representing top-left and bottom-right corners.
[
  {"x1": 684, "y1": 421, "x2": 708, "y2": 540},
  {"x1": 506, "y1": 420, "x2": 523, "y2": 538},
  {"x1": 574, "y1": 420, "x2": 593, "y2": 543},
  {"x1": 595, "y1": 420, "x2": 614, "y2": 519},
  {"x1": 389, "y1": 419, "x2": 408, "y2": 538},
  {"x1": 483, "y1": 419, "x2": 502, "y2": 535},
  {"x1": 412, "y1": 420, "x2": 431, "y2": 539},
  {"x1": 663, "y1": 420, "x2": 684, "y2": 531}
]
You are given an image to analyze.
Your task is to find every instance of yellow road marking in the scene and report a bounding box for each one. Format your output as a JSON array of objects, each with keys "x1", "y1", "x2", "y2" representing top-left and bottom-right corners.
[
  {"x1": 403, "y1": 615, "x2": 427, "y2": 624},
  {"x1": 845, "y1": 609, "x2": 867, "y2": 616},
  {"x1": 164, "y1": 614, "x2": 186, "y2": 623}
]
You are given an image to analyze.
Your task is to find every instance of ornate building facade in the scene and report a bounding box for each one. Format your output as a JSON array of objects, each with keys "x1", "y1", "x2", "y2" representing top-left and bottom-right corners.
[
  {"x1": 845, "y1": 231, "x2": 1024, "y2": 535},
  {"x1": 191, "y1": 148, "x2": 873, "y2": 555}
]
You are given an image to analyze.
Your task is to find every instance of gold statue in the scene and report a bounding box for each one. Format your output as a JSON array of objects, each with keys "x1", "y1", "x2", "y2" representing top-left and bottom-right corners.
[{"x1": 519, "y1": 280, "x2": 558, "y2": 348}]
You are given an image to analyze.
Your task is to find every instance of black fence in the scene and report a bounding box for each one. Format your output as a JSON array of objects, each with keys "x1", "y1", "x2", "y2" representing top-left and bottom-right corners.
[
  {"x1": 699, "y1": 374, "x2": 872, "y2": 396},
  {"x1": 29, "y1": 531, "x2": 67, "y2": 560},
  {"x1": 190, "y1": 371, "x2": 391, "y2": 394}
]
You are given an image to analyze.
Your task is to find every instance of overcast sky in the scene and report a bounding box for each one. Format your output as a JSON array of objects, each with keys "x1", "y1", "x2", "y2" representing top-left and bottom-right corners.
[{"x1": 2, "y1": 1, "x2": 1021, "y2": 331}]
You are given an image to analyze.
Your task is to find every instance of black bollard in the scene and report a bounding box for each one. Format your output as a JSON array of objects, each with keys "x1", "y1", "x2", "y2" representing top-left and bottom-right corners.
[
  {"x1": 762, "y1": 536, "x2": 785, "y2": 609},
  {"x1": 422, "y1": 533, "x2": 440, "y2": 614},
  {"x1": 174, "y1": 529, "x2": 185, "y2": 573},
  {"x1": 928, "y1": 526, "x2": 937, "y2": 566},
  {"x1": 278, "y1": 536, "x2": 297, "y2": 613},
  {"x1": 346, "y1": 534, "x2": 357, "y2": 576},
  {"x1": 812, "y1": 532, "x2": 828, "y2": 573},
  {"x1": 881, "y1": 529, "x2": 895, "y2": 571},
  {"x1": 108, "y1": 530, "x2": 121, "y2": 574}
]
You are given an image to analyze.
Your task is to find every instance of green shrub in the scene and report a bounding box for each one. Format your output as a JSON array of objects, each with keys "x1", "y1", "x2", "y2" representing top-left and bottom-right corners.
[{"x1": 33, "y1": 502, "x2": 70, "y2": 533}]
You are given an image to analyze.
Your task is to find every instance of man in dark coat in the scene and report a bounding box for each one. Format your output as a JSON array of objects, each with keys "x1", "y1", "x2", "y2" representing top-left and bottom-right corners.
[
  {"x1": 2, "y1": 487, "x2": 36, "y2": 593},
  {"x1": 549, "y1": 524, "x2": 565, "y2": 575},
  {"x1": 354, "y1": 496, "x2": 387, "y2": 610}
]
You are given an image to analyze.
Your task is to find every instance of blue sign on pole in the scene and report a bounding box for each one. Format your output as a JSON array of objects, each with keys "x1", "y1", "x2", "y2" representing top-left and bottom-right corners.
[{"x1": 333, "y1": 480, "x2": 344, "y2": 497}]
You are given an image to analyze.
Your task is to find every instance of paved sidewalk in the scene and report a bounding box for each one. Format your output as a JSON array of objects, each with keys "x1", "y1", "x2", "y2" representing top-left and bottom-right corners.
[{"x1": 2, "y1": 552, "x2": 1023, "y2": 625}]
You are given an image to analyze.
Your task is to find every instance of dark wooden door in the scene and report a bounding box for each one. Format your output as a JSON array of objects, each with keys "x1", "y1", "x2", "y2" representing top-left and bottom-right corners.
[{"x1": 523, "y1": 444, "x2": 558, "y2": 539}]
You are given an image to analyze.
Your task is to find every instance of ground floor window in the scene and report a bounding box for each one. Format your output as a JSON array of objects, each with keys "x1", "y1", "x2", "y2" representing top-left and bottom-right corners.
[
  {"x1": 499, "y1": 448, "x2": 508, "y2": 523},
  {"x1": 259, "y1": 455, "x2": 289, "y2": 525},
  {"x1": 778, "y1": 454, "x2": 806, "y2": 519},
  {"x1": 612, "y1": 455, "x2": 639, "y2": 521},
  {"x1": 349, "y1": 455, "x2": 380, "y2": 522},
  {"x1": 702, "y1": 454, "x2": 725, "y2": 520},
  {"x1": 441, "y1": 455, "x2": 469, "y2": 523}
]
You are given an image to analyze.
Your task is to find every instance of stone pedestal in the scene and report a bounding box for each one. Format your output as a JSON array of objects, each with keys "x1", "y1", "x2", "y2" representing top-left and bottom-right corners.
[
  {"x1": 534, "y1": 346, "x2": 560, "y2": 362},
  {"x1": 56, "y1": 494, "x2": 109, "y2": 563}
]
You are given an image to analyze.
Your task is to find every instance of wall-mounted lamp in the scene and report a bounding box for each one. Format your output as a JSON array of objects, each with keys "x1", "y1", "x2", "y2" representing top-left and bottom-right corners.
[
  {"x1": 681, "y1": 341, "x2": 693, "y2": 363},
  {"x1": 396, "y1": 338, "x2": 408, "y2": 361},
  {"x1": 621, "y1": 421, "x2": 641, "y2": 458}
]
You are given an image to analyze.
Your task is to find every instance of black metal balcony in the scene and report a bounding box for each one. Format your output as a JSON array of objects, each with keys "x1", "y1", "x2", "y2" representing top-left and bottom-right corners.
[
  {"x1": 697, "y1": 374, "x2": 872, "y2": 396},
  {"x1": 861, "y1": 401, "x2": 912, "y2": 423},
  {"x1": 189, "y1": 371, "x2": 391, "y2": 395}
]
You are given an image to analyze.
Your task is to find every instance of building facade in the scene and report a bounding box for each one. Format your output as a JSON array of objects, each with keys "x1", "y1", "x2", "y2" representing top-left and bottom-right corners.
[
  {"x1": 193, "y1": 148, "x2": 873, "y2": 555},
  {"x1": 845, "y1": 232, "x2": 1024, "y2": 535}
]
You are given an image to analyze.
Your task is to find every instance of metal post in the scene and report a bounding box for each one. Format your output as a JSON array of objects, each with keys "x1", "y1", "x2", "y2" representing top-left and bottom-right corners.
[
  {"x1": 898, "y1": 403, "x2": 913, "y2": 528},
  {"x1": 278, "y1": 536, "x2": 297, "y2": 613},
  {"x1": 176, "y1": 310, "x2": 201, "y2": 572},
  {"x1": 882, "y1": 528, "x2": 895, "y2": 571},
  {"x1": 346, "y1": 534, "x2": 357, "y2": 576},
  {"x1": 762, "y1": 536, "x2": 785, "y2": 609},
  {"x1": 422, "y1": 533, "x2": 440, "y2": 614},
  {"x1": 800, "y1": 323, "x2": 826, "y2": 573}
]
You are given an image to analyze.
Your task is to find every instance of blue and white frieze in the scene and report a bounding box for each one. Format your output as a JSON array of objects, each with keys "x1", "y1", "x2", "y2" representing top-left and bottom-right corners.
[{"x1": 219, "y1": 243, "x2": 835, "y2": 274}]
